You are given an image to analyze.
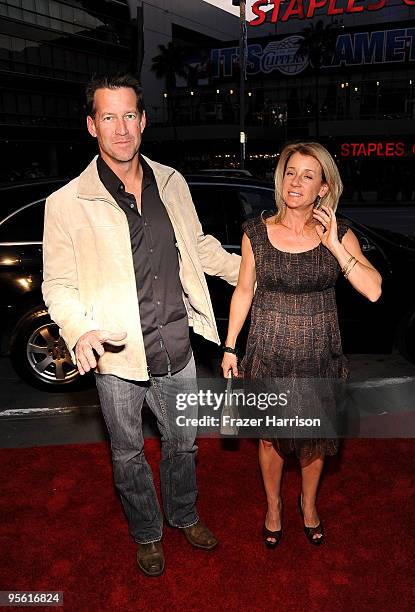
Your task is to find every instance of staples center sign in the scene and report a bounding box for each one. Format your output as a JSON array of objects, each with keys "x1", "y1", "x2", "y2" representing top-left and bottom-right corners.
[
  {"x1": 250, "y1": 0, "x2": 415, "y2": 26},
  {"x1": 340, "y1": 142, "x2": 415, "y2": 157}
]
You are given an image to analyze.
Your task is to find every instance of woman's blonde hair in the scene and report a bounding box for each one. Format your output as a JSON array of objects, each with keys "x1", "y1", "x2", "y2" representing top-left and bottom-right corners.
[{"x1": 273, "y1": 141, "x2": 343, "y2": 223}]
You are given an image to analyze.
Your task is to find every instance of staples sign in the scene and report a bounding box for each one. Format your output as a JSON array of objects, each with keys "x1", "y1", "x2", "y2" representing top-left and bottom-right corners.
[{"x1": 339, "y1": 142, "x2": 415, "y2": 157}]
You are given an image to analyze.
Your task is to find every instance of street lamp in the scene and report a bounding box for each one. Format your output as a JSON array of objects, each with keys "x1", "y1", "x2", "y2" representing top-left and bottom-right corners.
[
  {"x1": 232, "y1": 0, "x2": 247, "y2": 169},
  {"x1": 128, "y1": 0, "x2": 144, "y2": 78}
]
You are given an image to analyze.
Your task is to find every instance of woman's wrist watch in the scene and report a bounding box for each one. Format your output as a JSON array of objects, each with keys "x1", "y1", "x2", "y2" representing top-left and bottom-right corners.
[{"x1": 222, "y1": 345, "x2": 237, "y2": 355}]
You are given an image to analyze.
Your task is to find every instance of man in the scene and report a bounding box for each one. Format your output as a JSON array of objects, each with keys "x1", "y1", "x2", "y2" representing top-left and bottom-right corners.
[{"x1": 42, "y1": 74, "x2": 240, "y2": 577}]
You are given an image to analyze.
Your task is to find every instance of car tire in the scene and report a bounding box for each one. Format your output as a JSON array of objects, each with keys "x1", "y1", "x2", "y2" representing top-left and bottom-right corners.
[
  {"x1": 10, "y1": 308, "x2": 86, "y2": 391},
  {"x1": 395, "y1": 310, "x2": 415, "y2": 364}
]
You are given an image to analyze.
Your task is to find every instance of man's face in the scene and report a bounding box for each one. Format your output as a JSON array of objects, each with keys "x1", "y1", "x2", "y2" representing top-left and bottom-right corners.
[{"x1": 87, "y1": 87, "x2": 146, "y2": 165}]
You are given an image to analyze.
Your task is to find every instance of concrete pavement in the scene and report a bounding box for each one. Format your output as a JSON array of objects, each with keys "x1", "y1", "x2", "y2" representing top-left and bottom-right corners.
[{"x1": 1, "y1": 353, "x2": 415, "y2": 448}]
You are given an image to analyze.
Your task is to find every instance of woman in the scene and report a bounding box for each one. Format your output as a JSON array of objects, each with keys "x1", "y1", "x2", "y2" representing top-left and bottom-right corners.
[{"x1": 221, "y1": 142, "x2": 382, "y2": 547}]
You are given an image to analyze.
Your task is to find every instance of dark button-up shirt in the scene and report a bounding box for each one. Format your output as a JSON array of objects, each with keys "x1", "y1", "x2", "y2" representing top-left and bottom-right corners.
[{"x1": 97, "y1": 155, "x2": 191, "y2": 376}]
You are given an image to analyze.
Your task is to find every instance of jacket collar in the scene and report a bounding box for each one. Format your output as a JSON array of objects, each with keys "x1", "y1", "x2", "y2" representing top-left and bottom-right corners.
[{"x1": 77, "y1": 155, "x2": 176, "y2": 202}]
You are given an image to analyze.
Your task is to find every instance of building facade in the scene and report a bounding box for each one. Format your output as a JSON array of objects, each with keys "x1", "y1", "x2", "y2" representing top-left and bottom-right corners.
[
  {"x1": 0, "y1": 0, "x2": 134, "y2": 182},
  {"x1": 138, "y1": 0, "x2": 414, "y2": 201},
  {"x1": 1, "y1": 0, "x2": 413, "y2": 202}
]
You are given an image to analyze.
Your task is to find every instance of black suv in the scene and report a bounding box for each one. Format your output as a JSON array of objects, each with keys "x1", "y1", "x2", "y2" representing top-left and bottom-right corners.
[{"x1": 1, "y1": 175, "x2": 415, "y2": 390}]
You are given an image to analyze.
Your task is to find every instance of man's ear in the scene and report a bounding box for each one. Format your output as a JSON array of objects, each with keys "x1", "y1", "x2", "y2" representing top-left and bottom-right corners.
[
  {"x1": 140, "y1": 110, "x2": 147, "y2": 134},
  {"x1": 87, "y1": 115, "x2": 97, "y2": 138}
]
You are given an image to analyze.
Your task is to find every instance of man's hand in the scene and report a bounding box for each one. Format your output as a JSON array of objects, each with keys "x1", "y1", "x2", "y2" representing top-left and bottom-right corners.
[{"x1": 75, "y1": 330, "x2": 127, "y2": 375}]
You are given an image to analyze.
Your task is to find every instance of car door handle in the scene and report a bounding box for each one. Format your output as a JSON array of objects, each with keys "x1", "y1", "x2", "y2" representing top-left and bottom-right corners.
[{"x1": 360, "y1": 237, "x2": 377, "y2": 252}]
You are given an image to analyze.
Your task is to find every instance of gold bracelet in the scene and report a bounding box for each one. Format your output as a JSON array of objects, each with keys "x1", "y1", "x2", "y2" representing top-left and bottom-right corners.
[
  {"x1": 343, "y1": 257, "x2": 357, "y2": 278},
  {"x1": 343, "y1": 256, "x2": 357, "y2": 278},
  {"x1": 344, "y1": 258, "x2": 358, "y2": 279},
  {"x1": 341, "y1": 254, "x2": 354, "y2": 275}
]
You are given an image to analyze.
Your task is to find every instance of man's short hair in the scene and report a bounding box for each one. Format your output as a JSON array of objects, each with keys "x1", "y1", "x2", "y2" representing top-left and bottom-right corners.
[{"x1": 86, "y1": 74, "x2": 145, "y2": 117}]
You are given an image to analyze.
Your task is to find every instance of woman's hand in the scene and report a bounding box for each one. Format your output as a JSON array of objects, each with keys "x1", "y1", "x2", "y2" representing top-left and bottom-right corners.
[
  {"x1": 221, "y1": 352, "x2": 238, "y2": 378},
  {"x1": 312, "y1": 204, "x2": 340, "y2": 254}
]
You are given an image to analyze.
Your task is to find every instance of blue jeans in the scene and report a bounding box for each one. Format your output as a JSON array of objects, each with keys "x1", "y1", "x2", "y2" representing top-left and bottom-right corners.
[{"x1": 95, "y1": 356, "x2": 199, "y2": 544}]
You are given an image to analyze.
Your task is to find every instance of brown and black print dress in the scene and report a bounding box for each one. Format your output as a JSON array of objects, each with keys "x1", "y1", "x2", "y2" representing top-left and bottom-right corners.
[{"x1": 240, "y1": 215, "x2": 349, "y2": 461}]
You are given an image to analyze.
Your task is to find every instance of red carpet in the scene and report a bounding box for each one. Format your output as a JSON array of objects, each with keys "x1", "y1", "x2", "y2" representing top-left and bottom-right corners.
[{"x1": 0, "y1": 438, "x2": 414, "y2": 612}]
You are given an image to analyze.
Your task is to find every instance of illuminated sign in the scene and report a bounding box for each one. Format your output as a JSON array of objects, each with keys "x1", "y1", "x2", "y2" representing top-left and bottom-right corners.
[
  {"x1": 211, "y1": 27, "x2": 415, "y2": 78},
  {"x1": 333, "y1": 29, "x2": 415, "y2": 66},
  {"x1": 340, "y1": 142, "x2": 415, "y2": 157},
  {"x1": 250, "y1": 0, "x2": 415, "y2": 26}
]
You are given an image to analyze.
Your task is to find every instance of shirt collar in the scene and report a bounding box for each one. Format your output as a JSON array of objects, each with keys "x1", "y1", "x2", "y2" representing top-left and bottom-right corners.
[
  {"x1": 97, "y1": 155, "x2": 154, "y2": 199},
  {"x1": 96, "y1": 156, "x2": 123, "y2": 199},
  {"x1": 141, "y1": 155, "x2": 154, "y2": 190}
]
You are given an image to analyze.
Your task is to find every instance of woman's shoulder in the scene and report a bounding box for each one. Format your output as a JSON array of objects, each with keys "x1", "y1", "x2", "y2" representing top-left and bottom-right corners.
[{"x1": 242, "y1": 211, "x2": 273, "y2": 239}]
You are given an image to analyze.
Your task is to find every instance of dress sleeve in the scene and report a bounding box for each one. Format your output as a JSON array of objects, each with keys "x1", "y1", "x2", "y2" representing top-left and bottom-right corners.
[
  {"x1": 337, "y1": 219, "x2": 351, "y2": 243},
  {"x1": 242, "y1": 215, "x2": 262, "y2": 246}
]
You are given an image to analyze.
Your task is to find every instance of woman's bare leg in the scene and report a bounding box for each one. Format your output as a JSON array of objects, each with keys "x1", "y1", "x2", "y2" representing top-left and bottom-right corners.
[
  {"x1": 300, "y1": 455, "x2": 324, "y2": 541},
  {"x1": 259, "y1": 440, "x2": 284, "y2": 543}
]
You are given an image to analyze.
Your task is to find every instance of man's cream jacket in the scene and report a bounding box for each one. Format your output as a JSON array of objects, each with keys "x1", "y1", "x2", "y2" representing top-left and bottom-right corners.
[{"x1": 42, "y1": 156, "x2": 240, "y2": 381}]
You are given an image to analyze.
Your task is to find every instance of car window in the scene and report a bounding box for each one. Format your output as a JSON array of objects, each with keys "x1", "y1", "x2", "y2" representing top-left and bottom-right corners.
[
  {"x1": 189, "y1": 183, "x2": 276, "y2": 246},
  {"x1": 237, "y1": 187, "x2": 275, "y2": 220},
  {"x1": 0, "y1": 200, "x2": 45, "y2": 242},
  {"x1": 188, "y1": 185, "x2": 227, "y2": 244},
  {"x1": 226, "y1": 186, "x2": 275, "y2": 245}
]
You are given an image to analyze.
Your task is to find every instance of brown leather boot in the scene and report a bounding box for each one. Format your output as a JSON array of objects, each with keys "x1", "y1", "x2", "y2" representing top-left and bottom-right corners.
[
  {"x1": 136, "y1": 541, "x2": 165, "y2": 576},
  {"x1": 182, "y1": 520, "x2": 218, "y2": 550}
]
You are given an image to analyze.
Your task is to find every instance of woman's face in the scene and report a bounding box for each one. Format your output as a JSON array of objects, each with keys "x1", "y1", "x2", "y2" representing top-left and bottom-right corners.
[{"x1": 282, "y1": 152, "x2": 328, "y2": 210}]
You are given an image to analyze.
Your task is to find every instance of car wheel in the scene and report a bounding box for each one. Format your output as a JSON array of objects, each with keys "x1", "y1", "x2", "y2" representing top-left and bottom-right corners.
[
  {"x1": 396, "y1": 310, "x2": 415, "y2": 364},
  {"x1": 10, "y1": 309, "x2": 84, "y2": 391}
]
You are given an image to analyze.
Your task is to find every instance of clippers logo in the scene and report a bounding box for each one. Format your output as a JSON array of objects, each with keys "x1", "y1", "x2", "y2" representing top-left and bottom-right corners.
[
  {"x1": 211, "y1": 35, "x2": 307, "y2": 79},
  {"x1": 261, "y1": 36, "x2": 307, "y2": 75}
]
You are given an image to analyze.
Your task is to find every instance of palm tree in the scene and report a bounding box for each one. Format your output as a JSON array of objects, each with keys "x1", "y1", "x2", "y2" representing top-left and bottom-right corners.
[
  {"x1": 295, "y1": 20, "x2": 339, "y2": 137},
  {"x1": 185, "y1": 64, "x2": 200, "y2": 89},
  {"x1": 151, "y1": 41, "x2": 187, "y2": 127}
]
